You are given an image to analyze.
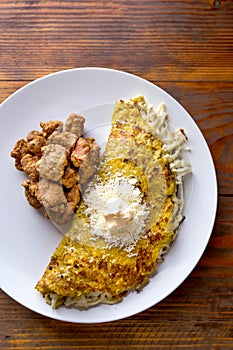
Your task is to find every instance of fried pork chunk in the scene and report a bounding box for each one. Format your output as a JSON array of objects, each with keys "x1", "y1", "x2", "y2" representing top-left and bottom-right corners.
[
  {"x1": 22, "y1": 180, "x2": 42, "y2": 209},
  {"x1": 71, "y1": 137, "x2": 100, "y2": 185},
  {"x1": 11, "y1": 139, "x2": 30, "y2": 170},
  {"x1": 11, "y1": 113, "x2": 100, "y2": 226},
  {"x1": 65, "y1": 113, "x2": 85, "y2": 138}
]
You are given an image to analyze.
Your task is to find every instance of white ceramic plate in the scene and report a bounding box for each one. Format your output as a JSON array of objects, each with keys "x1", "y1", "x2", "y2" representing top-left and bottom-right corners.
[{"x1": 0, "y1": 68, "x2": 217, "y2": 323}]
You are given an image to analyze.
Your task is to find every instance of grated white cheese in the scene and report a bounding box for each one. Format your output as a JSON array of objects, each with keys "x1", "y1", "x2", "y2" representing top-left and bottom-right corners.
[
  {"x1": 83, "y1": 174, "x2": 149, "y2": 252},
  {"x1": 136, "y1": 100, "x2": 191, "y2": 183}
]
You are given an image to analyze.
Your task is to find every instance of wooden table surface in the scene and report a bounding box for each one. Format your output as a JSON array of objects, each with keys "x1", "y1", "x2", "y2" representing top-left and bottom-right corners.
[{"x1": 0, "y1": 1, "x2": 232, "y2": 349}]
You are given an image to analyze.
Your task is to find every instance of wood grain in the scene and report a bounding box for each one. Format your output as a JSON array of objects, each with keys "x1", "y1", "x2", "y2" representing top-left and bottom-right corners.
[
  {"x1": 0, "y1": 0, "x2": 233, "y2": 82},
  {"x1": 0, "y1": 0, "x2": 233, "y2": 349}
]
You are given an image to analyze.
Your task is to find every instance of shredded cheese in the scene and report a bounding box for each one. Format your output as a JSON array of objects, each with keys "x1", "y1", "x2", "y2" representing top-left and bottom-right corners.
[
  {"x1": 83, "y1": 174, "x2": 149, "y2": 252},
  {"x1": 135, "y1": 99, "x2": 191, "y2": 230}
]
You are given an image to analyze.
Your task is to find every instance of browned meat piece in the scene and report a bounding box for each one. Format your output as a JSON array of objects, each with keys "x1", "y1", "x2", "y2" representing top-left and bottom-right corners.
[
  {"x1": 65, "y1": 113, "x2": 85, "y2": 138},
  {"x1": 21, "y1": 154, "x2": 40, "y2": 181},
  {"x1": 26, "y1": 130, "x2": 44, "y2": 142},
  {"x1": 65, "y1": 183, "x2": 81, "y2": 211},
  {"x1": 10, "y1": 139, "x2": 30, "y2": 170},
  {"x1": 46, "y1": 184, "x2": 81, "y2": 226},
  {"x1": 26, "y1": 130, "x2": 47, "y2": 156},
  {"x1": 39, "y1": 178, "x2": 67, "y2": 214},
  {"x1": 38, "y1": 144, "x2": 68, "y2": 181},
  {"x1": 48, "y1": 131, "x2": 77, "y2": 151},
  {"x1": 27, "y1": 135, "x2": 46, "y2": 156},
  {"x1": 71, "y1": 137, "x2": 100, "y2": 184},
  {"x1": 40, "y1": 120, "x2": 63, "y2": 138},
  {"x1": 22, "y1": 172, "x2": 83, "y2": 226},
  {"x1": 46, "y1": 206, "x2": 74, "y2": 227},
  {"x1": 79, "y1": 138, "x2": 100, "y2": 184},
  {"x1": 11, "y1": 114, "x2": 100, "y2": 226},
  {"x1": 22, "y1": 180, "x2": 42, "y2": 209},
  {"x1": 70, "y1": 137, "x2": 91, "y2": 167},
  {"x1": 62, "y1": 165, "x2": 79, "y2": 188},
  {"x1": 24, "y1": 188, "x2": 41, "y2": 209}
]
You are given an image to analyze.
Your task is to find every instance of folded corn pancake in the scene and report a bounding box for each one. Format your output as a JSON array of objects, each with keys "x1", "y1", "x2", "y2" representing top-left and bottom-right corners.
[{"x1": 35, "y1": 96, "x2": 191, "y2": 308}]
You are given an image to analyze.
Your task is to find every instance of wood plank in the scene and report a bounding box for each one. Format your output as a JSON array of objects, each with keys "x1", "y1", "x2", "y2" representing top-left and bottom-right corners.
[
  {"x1": 0, "y1": 0, "x2": 232, "y2": 82},
  {"x1": 197, "y1": 195, "x2": 233, "y2": 272},
  {"x1": 0, "y1": 277, "x2": 232, "y2": 348}
]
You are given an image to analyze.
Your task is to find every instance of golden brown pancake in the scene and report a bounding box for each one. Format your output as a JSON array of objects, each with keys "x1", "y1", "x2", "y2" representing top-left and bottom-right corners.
[{"x1": 35, "y1": 96, "x2": 190, "y2": 308}]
